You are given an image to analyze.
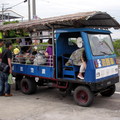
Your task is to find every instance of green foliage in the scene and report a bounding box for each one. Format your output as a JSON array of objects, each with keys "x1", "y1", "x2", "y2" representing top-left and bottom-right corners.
[
  {"x1": 3, "y1": 21, "x2": 29, "y2": 38},
  {"x1": 3, "y1": 21, "x2": 19, "y2": 25},
  {"x1": 113, "y1": 39, "x2": 120, "y2": 56},
  {"x1": 37, "y1": 42, "x2": 48, "y2": 50}
]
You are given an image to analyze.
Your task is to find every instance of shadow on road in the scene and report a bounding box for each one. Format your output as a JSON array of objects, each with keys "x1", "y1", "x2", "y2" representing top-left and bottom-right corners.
[
  {"x1": 93, "y1": 93, "x2": 120, "y2": 110},
  {"x1": 21, "y1": 86, "x2": 120, "y2": 109}
]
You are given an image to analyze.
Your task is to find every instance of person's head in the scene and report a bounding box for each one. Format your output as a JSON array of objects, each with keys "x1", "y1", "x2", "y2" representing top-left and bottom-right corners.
[
  {"x1": 77, "y1": 37, "x2": 83, "y2": 48},
  {"x1": 48, "y1": 38, "x2": 52, "y2": 44},
  {"x1": 25, "y1": 38, "x2": 32, "y2": 44},
  {"x1": 0, "y1": 39, "x2": 4, "y2": 47},
  {"x1": 5, "y1": 41, "x2": 12, "y2": 50}
]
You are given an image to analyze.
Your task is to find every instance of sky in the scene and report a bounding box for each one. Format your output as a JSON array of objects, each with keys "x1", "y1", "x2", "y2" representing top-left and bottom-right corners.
[{"x1": 0, "y1": 0, "x2": 120, "y2": 39}]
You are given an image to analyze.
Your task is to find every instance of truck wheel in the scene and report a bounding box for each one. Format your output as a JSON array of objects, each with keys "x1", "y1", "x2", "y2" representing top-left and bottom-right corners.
[
  {"x1": 100, "y1": 84, "x2": 115, "y2": 97},
  {"x1": 20, "y1": 78, "x2": 37, "y2": 94},
  {"x1": 73, "y1": 86, "x2": 94, "y2": 107}
]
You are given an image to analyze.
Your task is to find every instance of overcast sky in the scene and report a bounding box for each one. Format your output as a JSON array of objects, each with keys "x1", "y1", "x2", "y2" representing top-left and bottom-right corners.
[{"x1": 0, "y1": 0, "x2": 120, "y2": 38}]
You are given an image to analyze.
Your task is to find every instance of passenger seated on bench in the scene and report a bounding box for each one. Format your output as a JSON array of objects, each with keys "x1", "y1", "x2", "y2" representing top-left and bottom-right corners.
[
  {"x1": 65, "y1": 37, "x2": 84, "y2": 66},
  {"x1": 65, "y1": 48, "x2": 84, "y2": 66},
  {"x1": 32, "y1": 46, "x2": 38, "y2": 55},
  {"x1": 65, "y1": 37, "x2": 86, "y2": 79},
  {"x1": 44, "y1": 38, "x2": 53, "y2": 66},
  {"x1": 20, "y1": 38, "x2": 32, "y2": 54},
  {"x1": 33, "y1": 50, "x2": 46, "y2": 65},
  {"x1": 13, "y1": 46, "x2": 20, "y2": 55}
]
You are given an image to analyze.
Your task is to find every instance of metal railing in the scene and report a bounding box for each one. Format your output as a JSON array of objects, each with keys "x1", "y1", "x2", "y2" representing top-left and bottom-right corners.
[
  {"x1": 12, "y1": 45, "x2": 54, "y2": 67},
  {"x1": 13, "y1": 53, "x2": 53, "y2": 67}
]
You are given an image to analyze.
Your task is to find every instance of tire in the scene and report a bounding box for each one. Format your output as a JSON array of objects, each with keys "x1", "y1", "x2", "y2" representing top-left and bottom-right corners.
[
  {"x1": 20, "y1": 78, "x2": 37, "y2": 94},
  {"x1": 73, "y1": 86, "x2": 94, "y2": 107},
  {"x1": 100, "y1": 84, "x2": 115, "y2": 97}
]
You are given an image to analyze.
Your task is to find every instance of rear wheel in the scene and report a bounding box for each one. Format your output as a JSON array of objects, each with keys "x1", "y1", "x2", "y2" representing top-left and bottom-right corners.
[
  {"x1": 73, "y1": 86, "x2": 94, "y2": 107},
  {"x1": 20, "y1": 78, "x2": 37, "y2": 94},
  {"x1": 100, "y1": 84, "x2": 115, "y2": 97}
]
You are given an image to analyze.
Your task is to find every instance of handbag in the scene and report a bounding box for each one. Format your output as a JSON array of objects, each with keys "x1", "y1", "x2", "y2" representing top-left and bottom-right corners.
[
  {"x1": 0, "y1": 50, "x2": 9, "y2": 73},
  {"x1": 0, "y1": 62, "x2": 9, "y2": 72}
]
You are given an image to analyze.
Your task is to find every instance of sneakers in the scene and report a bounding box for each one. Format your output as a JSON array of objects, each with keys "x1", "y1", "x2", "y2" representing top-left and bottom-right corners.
[
  {"x1": 77, "y1": 75, "x2": 84, "y2": 79},
  {"x1": 2, "y1": 93, "x2": 5, "y2": 96},
  {"x1": 0, "y1": 94, "x2": 5, "y2": 96},
  {"x1": 4, "y1": 94, "x2": 13, "y2": 97}
]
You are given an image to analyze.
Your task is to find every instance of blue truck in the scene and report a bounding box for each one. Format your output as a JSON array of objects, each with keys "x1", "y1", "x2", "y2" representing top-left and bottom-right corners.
[{"x1": 1, "y1": 11, "x2": 119, "y2": 106}]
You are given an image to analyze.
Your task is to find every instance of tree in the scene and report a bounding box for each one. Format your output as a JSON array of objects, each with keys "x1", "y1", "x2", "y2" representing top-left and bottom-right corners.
[{"x1": 113, "y1": 39, "x2": 120, "y2": 56}]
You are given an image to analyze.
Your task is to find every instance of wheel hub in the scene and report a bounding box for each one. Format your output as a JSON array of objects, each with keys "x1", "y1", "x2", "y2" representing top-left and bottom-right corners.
[{"x1": 77, "y1": 90, "x2": 88, "y2": 103}]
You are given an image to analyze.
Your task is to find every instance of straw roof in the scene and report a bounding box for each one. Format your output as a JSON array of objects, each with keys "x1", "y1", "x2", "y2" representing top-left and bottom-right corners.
[{"x1": 0, "y1": 11, "x2": 119, "y2": 31}]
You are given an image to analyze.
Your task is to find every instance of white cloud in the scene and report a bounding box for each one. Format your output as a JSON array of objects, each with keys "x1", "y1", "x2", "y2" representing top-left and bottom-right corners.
[
  {"x1": 111, "y1": 29, "x2": 120, "y2": 39},
  {"x1": 1, "y1": 0, "x2": 120, "y2": 19}
]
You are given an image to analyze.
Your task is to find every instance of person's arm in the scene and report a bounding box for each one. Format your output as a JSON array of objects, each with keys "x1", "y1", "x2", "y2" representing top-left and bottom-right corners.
[
  {"x1": 7, "y1": 50, "x2": 12, "y2": 74},
  {"x1": 27, "y1": 46, "x2": 32, "y2": 53},
  {"x1": 8, "y1": 58, "x2": 12, "y2": 74},
  {"x1": 44, "y1": 47, "x2": 49, "y2": 57},
  {"x1": 0, "y1": 53, "x2": 2, "y2": 62},
  {"x1": 44, "y1": 51, "x2": 49, "y2": 57}
]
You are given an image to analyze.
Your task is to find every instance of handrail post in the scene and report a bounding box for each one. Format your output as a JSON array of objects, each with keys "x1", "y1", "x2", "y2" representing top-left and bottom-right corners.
[{"x1": 52, "y1": 26, "x2": 55, "y2": 56}]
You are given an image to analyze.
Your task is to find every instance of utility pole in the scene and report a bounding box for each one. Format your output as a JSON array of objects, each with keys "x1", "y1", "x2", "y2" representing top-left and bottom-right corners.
[
  {"x1": 32, "y1": 0, "x2": 36, "y2": 19},
  {"x1": 28, "y1": 0, "x2": 31, "y2": 20},
  {"x1": 2, "y1": 5, "x2": 4, "y2": 23},
  {"x1": 1, "y1": 3, "x2": 9, "y2": 24}
]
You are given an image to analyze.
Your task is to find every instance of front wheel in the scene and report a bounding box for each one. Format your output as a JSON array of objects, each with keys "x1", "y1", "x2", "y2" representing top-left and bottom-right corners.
[
  {"x1": 73, "y1": 86, "x2": 94, "y2": 107},
  {"x1": 100, "y1": 84, "x2": 116, "y2": 97}
]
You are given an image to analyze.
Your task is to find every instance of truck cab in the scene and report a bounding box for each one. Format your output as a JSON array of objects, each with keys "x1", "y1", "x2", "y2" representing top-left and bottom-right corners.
[
  {"x1": 55, "y1": 28, "x2": 119, "y2": 106},
  {"x1": 56, "y1": 28, "x2": 118, "y2": 82}
]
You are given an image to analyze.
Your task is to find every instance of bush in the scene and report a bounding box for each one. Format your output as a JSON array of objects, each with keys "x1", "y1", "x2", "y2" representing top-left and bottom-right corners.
[
  {"x1": 113, "y1": 39, "x2": 120, "y2": 56},
  {"x1": 3, "y1": 21, "x2": 19, "y2": 25}
]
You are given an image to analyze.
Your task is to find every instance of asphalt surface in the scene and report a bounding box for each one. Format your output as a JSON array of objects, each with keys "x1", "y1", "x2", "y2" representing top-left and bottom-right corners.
[{"x1": 0, "y1": 72, "x2": 120, "y2": 120}]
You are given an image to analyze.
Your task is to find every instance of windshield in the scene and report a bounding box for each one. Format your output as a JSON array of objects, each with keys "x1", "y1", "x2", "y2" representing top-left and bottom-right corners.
[{"x1": 88, "y1": 34, "x2": 114, "y2": 56}]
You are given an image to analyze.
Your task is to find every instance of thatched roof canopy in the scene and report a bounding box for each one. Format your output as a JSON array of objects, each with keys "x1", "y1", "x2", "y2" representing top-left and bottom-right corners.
[{"x1": 0, "y1": 11, "x2": 119, "y2": 32}]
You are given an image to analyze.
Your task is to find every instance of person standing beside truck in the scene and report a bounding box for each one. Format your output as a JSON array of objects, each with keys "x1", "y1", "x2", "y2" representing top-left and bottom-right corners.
[
  {"x1": 0, "y1": 41, "x2": 13, "y2": 96},
  {"x1": 0, "y1": 39, "x2": 4, "y2": 61}
]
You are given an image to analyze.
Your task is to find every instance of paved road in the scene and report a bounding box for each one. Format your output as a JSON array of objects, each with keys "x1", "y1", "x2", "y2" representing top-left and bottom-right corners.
[
  {"x1": 0, "y1": 83, "x2": 119, "y2": 120},
  {"x1": 0, "y1": 72, "x2": 120, "y2": 120}
]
